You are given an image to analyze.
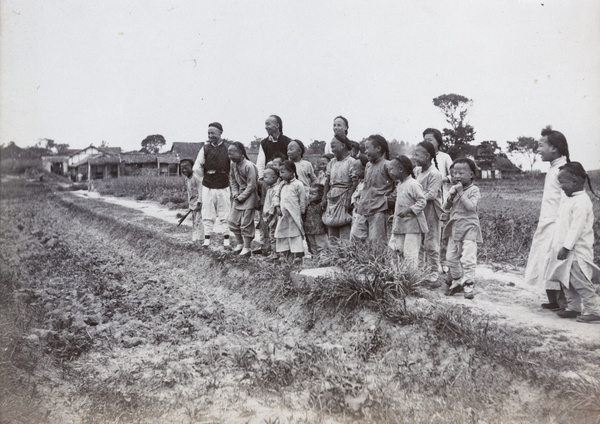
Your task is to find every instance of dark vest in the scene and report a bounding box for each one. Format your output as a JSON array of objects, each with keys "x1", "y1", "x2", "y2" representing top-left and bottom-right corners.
[
  {"x1": 260, "y1": 134, "x2": 291, "y2": 163},
  {"x1": 203, "y1": 141, "x2": 230, "y2": 189}
]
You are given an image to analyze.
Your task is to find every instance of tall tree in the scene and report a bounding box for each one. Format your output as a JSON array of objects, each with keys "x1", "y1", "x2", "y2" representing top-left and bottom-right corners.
[
  {"x1": 507, "y1": 136, "x2": 539, "y2": 173},
  {"x1": 433, "y1": 94, "x2": 476, "y2": 159},
  {"x1": 141, "y1": 134, "x2": 166, "y2": 154},
  {"x1": 475, "y1": 140, "x2": 501, "y2": 171}
]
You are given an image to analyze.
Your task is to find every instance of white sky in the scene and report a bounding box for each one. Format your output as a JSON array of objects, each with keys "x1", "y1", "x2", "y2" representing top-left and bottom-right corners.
[{"x1": 1, "y1": 0, "x2": 599, "y2": 170}]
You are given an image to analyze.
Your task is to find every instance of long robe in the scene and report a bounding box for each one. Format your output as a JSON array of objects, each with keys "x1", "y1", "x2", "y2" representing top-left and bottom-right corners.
[
  {"x1": 524, "y1": 156, "x2": 567, "y2": 287},
  {"x1": 544, "y1": 190, "x2": 600, "y2": 288},
  {"x1": 274, "y1": 178, "x2": 307, "y2": 239}
]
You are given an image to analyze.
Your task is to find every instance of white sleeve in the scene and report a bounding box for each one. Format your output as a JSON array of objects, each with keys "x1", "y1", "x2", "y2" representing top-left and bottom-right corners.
[
  {"x1": 256, "y1": 145, "x2": 266, "y2": 179},
  {"x1": 192, "y1": 146, "x2": 205, "y2": 182},
  {"x1": 324, "y1": 139, "x2": 332, "y2": 155}
]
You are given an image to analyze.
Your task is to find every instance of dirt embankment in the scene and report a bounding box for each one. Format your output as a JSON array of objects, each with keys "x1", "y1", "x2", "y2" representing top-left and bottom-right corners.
[{"x1": 1, "y1": 179, "x2": 599, "y2": 424}]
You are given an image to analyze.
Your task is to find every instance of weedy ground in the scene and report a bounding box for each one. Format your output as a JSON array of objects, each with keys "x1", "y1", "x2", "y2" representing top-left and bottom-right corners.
[{"x1": 1, "y1": 174, "x2": 599, "y2": 423}]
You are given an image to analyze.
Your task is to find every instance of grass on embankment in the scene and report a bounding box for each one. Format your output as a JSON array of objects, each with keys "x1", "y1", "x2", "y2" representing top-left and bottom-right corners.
[{"x1": 1, "y1": 178, "x2": 599, "y2": 423}]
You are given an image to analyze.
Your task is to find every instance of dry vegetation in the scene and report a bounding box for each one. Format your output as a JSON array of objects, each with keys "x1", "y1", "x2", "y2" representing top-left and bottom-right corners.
[{"x1": 1, "y1": 173, "x2": 600, "y2": 423}]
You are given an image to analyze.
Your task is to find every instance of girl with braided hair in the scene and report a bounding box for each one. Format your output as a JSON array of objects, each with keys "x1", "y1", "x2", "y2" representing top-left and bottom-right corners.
[
  {"x1": 414, "y1": 141, "x2": 444, "y2": 286},
  {"x1": 545, "y1": 162, "x2": 600, "y2": 323},
  {"x1": 387, "y1": 155, "x2": 428, "y2": 268}
]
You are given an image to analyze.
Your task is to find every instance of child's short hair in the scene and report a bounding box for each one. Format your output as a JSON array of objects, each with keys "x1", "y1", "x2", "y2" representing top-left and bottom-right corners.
[
  {"x1": 273, "y1": 152, "x2": 287, "y2": 162},
  {"x1": 541, "y1": 126, "x2": 570, "y2": 162},
  {"x1": 180, "y1": 159, "x2": 194, "y2": 168},
  {"x1": 310, "y1": 182, "x2": 325, "y2": 200},
  {"x1": 422, "y1": 128, "x2": 443, "y2": 148},
  {"x1": 322, "y1": 153, "x2": 334, "y2": 162},
  {"x1": 231, "y1": 141, "x2": 250, "y2": 160},
  {"x1": 264, "y1": 166, "x2": 279, "y2": 178},
  {"x1": 453, "y1": 157, "x2": 477, "y2": 175},
  {"x1": 559, "y1": 161, "x2": 600, "y2": 198},
  {"x1": 391, "y1": 155, "x2": 415, "y2": 178},
  {"x1": 280, "y1": 160, "x2": 298, "y2": 178},
  {"x1": 417, "y1": 141, "x2": 439, "y2": 170},
  {"x1": 367, "y1": 134, "x2": 390, "y2": 159},
  {"x1": 292, "y1": 139, "x2": 306, "y2": 157}
]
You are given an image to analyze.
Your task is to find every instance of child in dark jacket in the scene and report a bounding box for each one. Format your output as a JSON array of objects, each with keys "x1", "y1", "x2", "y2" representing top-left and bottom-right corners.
[{"x1": 303, "y1": 183, "x2": 329, "y2": 256}]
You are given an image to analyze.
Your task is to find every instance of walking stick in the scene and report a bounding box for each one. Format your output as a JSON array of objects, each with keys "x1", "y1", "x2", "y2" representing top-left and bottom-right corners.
[{"x1": 177, "y1": 210, "x2": 192, "y2": 226}]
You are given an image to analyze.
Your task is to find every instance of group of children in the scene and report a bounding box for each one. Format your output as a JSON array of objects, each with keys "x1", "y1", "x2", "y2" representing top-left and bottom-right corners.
[{"x1": 181, "y1": 127, "x2": 600, "y2": 322}]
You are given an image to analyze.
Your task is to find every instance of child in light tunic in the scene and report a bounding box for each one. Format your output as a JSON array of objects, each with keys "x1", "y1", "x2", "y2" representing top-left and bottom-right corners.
[
  {"x1": 545, "y1": 162, "x2": 600, "y2": 323},
  {"x1": 414, "y1": 141, "x2": 443, "y2": 283},
  {"x1": 227, "y1": 142, "x2": 259, "y2": 257},
  {"x1": 443, "y1": 158, "x2": 482, "y2": 300},
  {"x1": 274, "y1": 160, "x2": 307, "y2": 263},
  {"x1": 387, "y1": 155, "x2": 428, "y2": 268},
  {"x1": 181, "y1": 159, "x2": 204, "y2": 242}
]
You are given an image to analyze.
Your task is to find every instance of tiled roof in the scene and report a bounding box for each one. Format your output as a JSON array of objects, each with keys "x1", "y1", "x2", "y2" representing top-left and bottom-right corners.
[{"x1": 170, "y1": 142, "x2": 203, "y2": 161}]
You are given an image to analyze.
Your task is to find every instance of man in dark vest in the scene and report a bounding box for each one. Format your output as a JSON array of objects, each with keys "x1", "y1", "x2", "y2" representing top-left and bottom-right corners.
[
  {"x1": 256, "y1": 114, "x2": 291, "y2": 179},
  {"x1": 193, "y1": 122, "x2": 231, "y2": 248}
]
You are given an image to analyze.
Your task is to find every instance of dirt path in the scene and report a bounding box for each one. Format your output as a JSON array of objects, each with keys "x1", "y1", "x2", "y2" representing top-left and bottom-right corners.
[
  {"x1": 3, "y1": 181, "x2": 600, "y2": 424},
  {"x1": 74, "y1": 189, "x2": 600, "y2": 344}
]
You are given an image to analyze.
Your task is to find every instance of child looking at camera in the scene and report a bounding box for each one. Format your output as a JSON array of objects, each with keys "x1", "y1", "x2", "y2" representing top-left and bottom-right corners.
[{"x1": 443, "y1": 158, "x2": 482, "y2": 300}]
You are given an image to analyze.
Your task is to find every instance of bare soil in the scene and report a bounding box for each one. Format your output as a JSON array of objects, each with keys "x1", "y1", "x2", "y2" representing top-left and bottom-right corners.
[{"x1": 1, "y1": 178, "x2": 599, "y2": 424}]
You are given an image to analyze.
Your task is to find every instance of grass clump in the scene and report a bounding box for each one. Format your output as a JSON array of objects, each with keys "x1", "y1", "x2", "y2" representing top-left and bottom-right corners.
[{"x1": 309, "y1": 239, "x2": 426, "y2": 312}]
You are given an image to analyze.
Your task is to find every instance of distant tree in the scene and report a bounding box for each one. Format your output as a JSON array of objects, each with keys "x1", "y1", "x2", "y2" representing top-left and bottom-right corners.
[
  {"x1": 507, "y1": 136, "x2": 539, "y2": 173},
  {"x1": 307, "y1": 140, "x2": 325, "y2": 155},
  {"x1": 475, "y1": 141, "x2": 501, "y2": 171},
  {"x1": 433, "y1": 93, "x2": 476, "y2": 159},
  {"x1": 141, "y1": 134, "x2": 166, "y2": 154},
  {"x1": 388, "y1": 139, "x2": 408, "y2": 158}
]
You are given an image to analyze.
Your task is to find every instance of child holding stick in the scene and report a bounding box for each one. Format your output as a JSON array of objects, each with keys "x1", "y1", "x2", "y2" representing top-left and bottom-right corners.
[{"x1": 181, "y1": 159, "x2": 203, "y2": 242}]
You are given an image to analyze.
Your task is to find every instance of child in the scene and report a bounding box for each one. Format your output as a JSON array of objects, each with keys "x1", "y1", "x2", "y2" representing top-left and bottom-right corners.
[
  {"x1": 350, "y1": 155, "x2": 368, "y2": 219},
  {"x1": 414, "y1": 141, "x2": 444, "y2": 285},
  {"x1": 304, "y1": 183, "x2": 329, "y2": 256},
  {"x1": 287, "y1": 139, "x2": 316, "y2": 189},
  {"x1": 263, "y1": 166, "x2": 282, "y2": 260},
  {"x1": 422, "y1": 128, "x2": 453, "y2": 202},
  {"x1": 273, "y1": 160, "x2": 307, "y2": 264},
  {"x1": 387, "y1": 155, "x2": 428, "y2": 268},
  {"x1": 443, "y1": 158, "x2": 482, "y2": 300},
  {"x1": 316, "y1": 154, "x2": 333, "y2": 186},
  {"x1": 351, "y1": 134, "x2": 394, "y2": 243},
  {"x1": 525, "y1": 127, "x2": 570, "y2": 311},
  {"x1": 227, "y1": 142, "x2": 259, "y2": 257},
  {"x1": 545, "y1": 162, "x2": 600, "y2": 323},
  {"x1": 181, "y1": 159, "x2": 204, "y2": 242}
]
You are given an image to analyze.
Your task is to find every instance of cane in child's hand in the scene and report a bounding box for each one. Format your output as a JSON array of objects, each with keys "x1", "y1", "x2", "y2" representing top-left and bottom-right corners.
[{"x1": 177, "y1": 210, "x2": 192, "y2": 226}]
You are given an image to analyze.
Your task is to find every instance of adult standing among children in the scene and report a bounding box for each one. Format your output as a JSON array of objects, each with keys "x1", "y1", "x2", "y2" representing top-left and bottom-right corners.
[
  {"x1": 321, "y1": 134, "x2": 359, "y2": 240},
  {"x1": 256, "y1": 115, "x2": 291, "y2": 179},
  {"x1": 193, "y1": 122, "x2": 231, "y2": 248},
  {"x1": 325, "y1": 116, "x2": 350, "y2": 155},
  {"x1": 422, "y1": 128, "x2": 453, "y2": 201},
  {"x1": 524, "y1": 127, "x2": 570, "y2": 311},
  {"x1": 350, "y1": 134, "x2": 394, "y2": 244}
]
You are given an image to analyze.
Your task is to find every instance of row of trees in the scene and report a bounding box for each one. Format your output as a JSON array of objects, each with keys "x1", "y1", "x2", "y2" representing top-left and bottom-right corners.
[{"x1": 137, "y1": 94, "x2": 540, "y2": 172}]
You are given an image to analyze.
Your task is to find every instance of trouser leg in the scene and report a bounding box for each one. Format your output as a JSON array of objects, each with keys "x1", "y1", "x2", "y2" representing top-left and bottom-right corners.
[{"x1": 446, "y1": 238, "x2": 463, "y2": 280}]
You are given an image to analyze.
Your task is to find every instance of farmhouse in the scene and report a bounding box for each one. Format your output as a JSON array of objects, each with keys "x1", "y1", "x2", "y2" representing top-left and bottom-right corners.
[
  {"x1": 67, "y1": 146, "x2": 122, "y2": 181},
  {"x1": 121, "y1": 152, "x2": 180, "y2": 176}
]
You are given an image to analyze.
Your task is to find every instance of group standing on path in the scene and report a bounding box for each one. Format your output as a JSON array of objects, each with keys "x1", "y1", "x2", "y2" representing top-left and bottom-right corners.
[{"x1": 179, "y1": 117, "x2": 600, "y2": 324}]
